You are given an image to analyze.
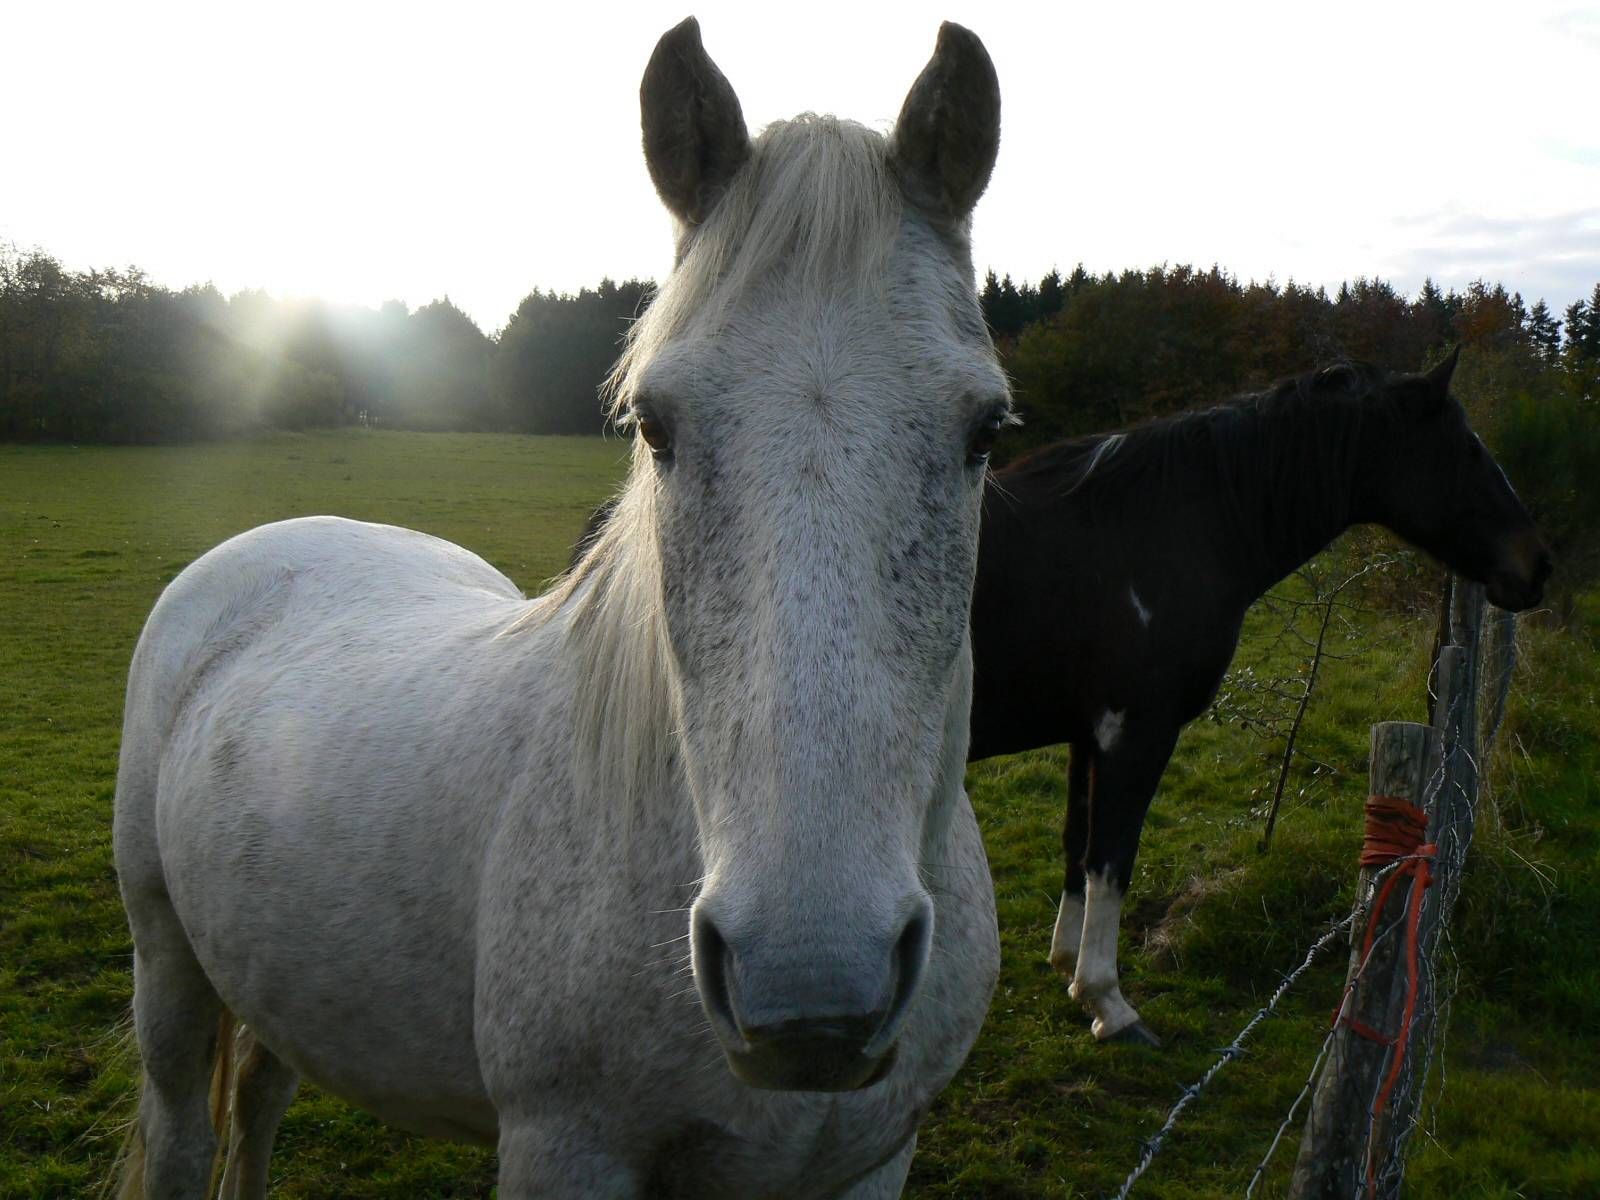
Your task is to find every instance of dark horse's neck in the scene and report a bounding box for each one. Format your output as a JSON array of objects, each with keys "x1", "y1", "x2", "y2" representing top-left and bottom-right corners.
[{"x1": 1192, "y1": 378, "x2": 1372, "y2": 603}]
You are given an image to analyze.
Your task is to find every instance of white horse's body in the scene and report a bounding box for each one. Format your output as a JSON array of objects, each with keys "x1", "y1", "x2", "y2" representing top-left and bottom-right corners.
[
  {"x1": 117, "y1": 515, "x2": 995, "y2": 1195},
  {"x1": 115, "y1": 20, "x2": 1008, "y2": 1198}
]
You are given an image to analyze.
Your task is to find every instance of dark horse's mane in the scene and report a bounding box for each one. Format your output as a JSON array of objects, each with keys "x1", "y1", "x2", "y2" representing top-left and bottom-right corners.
[{"x1": 996, "y1": 361, "x2": 1394, "y2": 522}]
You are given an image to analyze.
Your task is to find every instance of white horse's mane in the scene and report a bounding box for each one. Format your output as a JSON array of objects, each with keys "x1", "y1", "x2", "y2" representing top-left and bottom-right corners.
[{"x1": 524, "y1": 115, "x2": 910, "y2": 810}]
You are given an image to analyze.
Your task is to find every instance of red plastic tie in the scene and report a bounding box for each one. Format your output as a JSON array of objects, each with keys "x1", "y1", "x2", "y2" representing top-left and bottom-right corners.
[
  {"x1": 1349, "y1": 793, "x2": 1436, "y2": 1199},
  {"x1": 1358, "y1": 794, "x2": 1430, "y2": 868}
]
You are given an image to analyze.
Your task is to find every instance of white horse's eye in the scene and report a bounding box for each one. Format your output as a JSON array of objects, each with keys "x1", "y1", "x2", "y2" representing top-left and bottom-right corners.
[
  {"x1": 637, "y1": 414, "x2": 673, "y2": 461},
  {"x1": 967, "y1": 413, "x2": 1006, "y2": 466}
]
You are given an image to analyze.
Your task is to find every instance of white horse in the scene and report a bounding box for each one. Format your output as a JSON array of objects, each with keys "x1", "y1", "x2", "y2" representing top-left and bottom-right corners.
[{"x1": 114, "y1": 18, "x2": 1009, "y2": 1199}]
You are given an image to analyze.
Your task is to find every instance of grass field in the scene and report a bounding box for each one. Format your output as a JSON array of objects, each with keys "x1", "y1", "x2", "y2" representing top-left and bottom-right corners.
[{"x1": 3, "y1": 431, "x2": 1597, "y2": 1198}]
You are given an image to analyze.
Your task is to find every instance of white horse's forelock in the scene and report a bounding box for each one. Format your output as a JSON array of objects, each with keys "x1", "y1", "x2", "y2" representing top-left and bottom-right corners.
[
  {"x1": 607, "y1": 114, "x2": 902, "y2": 417},
  {"x1": 523, "y1": 116, "x2": 909, "y2": 812}
]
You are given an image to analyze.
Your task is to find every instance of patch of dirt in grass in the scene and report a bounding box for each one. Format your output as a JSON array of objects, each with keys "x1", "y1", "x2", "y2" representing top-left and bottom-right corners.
[{"x1": 1143, "y1": 867, "x2": 1248, "y2": 969}]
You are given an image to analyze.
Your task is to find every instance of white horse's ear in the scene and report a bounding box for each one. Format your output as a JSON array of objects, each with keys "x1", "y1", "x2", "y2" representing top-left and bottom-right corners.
[
  {"x1": 640, "y1": 17, "x2": 750, "y2": 227},
  {"x1": 890, "y1": 23, "x2": 1001, "y2": 225}
]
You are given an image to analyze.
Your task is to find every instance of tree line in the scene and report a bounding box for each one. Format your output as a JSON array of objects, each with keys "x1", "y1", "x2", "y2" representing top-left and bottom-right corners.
[
  {"x1": 981, "y1": 265, "x2": 1600, "y2": 596},
  {"x1": 982, "y1": 264, "x2": 1600, "y2": 446},
  {"x1": 4, "y1": 241, "x2": 1597, "y2": 456},
  {"x1": 0, "y1": 245, "x2": 649, "y2": 442}
]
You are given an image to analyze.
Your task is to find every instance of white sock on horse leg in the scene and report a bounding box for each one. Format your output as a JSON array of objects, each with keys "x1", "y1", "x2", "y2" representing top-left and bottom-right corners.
[
  {"x1": 1068, "y1": 869, "x2": 1140, "y2": 1039},
  {"x1": 1048, "y1": 890, "x2": 1086, "y2": 975}
]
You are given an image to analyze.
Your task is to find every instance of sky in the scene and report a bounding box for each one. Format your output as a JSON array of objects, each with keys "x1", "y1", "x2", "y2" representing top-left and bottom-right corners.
[{"x1": 6, "y1": 0, "x2": 1598, "y2": 333}]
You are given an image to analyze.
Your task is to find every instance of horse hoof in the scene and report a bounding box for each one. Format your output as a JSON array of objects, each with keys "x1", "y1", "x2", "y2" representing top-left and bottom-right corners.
[{"x1": 1102, "y1": 1020, "x2": 1162, "y2": 1048}]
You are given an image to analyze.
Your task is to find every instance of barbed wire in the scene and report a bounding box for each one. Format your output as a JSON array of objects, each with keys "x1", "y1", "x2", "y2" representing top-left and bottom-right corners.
[
  {"x1": 1110, "y1": 600, "x2": 1505, "y2": 1200},
  {"x1": 1109, "y1": 912, "x2": 1357, "y2": 1200},
  {"x1": 1111, "y1": 769, "x2": 1459, "y2": 1196},
  {"x1": 1242, "y1": 853, "x2": 1424, "y2": 1197}
]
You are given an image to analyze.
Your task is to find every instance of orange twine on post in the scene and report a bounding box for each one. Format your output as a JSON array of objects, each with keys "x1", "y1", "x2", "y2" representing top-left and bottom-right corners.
[{"x1": 1340, "y1": 793, "x2": 1435, "y2": 1199}]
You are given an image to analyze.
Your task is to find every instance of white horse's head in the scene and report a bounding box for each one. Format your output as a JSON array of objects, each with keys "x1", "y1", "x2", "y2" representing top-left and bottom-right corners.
[{"x1": 579, "y1": 18, "x2": 1006, "y2": 1092}]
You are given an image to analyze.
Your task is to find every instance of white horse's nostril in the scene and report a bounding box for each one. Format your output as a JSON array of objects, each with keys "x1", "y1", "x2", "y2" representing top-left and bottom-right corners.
[
  {"x1": 690, "y1": 905, "x2": 740, "y2": 1044},
  {"x1": 867, "y1": 897, "x2": 935, "y2": 1057},
  {"x1": 690, "y1": 888, "x2": 936, "y2": 1091}
]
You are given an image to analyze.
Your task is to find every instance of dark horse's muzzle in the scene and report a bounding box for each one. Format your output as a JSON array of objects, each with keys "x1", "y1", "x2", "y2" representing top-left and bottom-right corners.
[{"x1": 1487, "y1": 535, "x2": 1553, "y2": 611}]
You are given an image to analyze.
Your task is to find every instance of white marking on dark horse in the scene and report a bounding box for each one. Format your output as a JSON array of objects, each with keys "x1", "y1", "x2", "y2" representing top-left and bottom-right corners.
[
  {"x1": 1060, "y1": 431, "x2": 1125, "y2": 496},
  {"x1": 1048, "y1": 890, "x2": 1086, "y2": 974},
  {"x1": 1068, "y1": 869, "x2": 1140, "y2": 1040},
  {"x1": 1094, "y1": 709, "x2": 1125, "y2": 752},
  {"x1": 1129, "y1": 585, "x2": 1152, "y2": 627},
  {"x1": 112, "y1": 19, "x2": 1008, "y2": 1199}
]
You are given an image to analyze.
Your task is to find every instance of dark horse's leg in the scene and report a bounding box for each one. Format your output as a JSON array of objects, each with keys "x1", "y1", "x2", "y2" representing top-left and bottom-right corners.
[
  {"x1": 1068, "y1": 720, "x2": 1178, "y2": 1046},
  {"x1": 1047, "y1": 746, "x2": 1091, "y2": 977}
]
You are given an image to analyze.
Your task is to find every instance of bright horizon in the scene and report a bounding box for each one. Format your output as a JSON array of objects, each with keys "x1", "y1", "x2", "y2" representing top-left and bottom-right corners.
[{"x1": 7, "y1": 0, "x2": 1598, "y2": 333}]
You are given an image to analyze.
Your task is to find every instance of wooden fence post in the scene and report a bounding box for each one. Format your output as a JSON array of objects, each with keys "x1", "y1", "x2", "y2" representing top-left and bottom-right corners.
[
  {"x1": 1291, "y1": 579, "x2": 1489, "y2": 1199},
  {"x1": 1479, "y1": 605, "x2": 1517, "y2": 758},
  {"x1": 1364, "y1": 584, "x2": 1486, "y2": 1192},
  {"x1": 1426, "y1": 575, "x2": 1454, "y2": 726},
  {"x1": 1288, "y1": 720, "x2": 1436, "y2": 1199}
]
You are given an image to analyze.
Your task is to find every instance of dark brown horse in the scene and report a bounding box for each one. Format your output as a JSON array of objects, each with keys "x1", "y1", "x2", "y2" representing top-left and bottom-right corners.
[
  {"x1": 969, "y1": 350, "x2": 1549, "y2": 1044},
  {"x1": 575, "y1": 351, "x2": 1551, "y2": 1047}
]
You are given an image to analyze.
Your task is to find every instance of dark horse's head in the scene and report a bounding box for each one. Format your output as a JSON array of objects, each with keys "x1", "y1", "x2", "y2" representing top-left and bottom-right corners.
[{"x1": 1355, "y1": 349, "x2": 1551, "y2": 610}]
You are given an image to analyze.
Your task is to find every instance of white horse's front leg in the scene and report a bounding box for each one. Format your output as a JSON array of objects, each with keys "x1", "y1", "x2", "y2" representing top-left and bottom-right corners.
[
  {"x1": 833, "y1": 1134, "x2": 916, "y2": 1199},
  {"x1": 496, "y1": 1123, "x2": 640, "y2": 1200}
]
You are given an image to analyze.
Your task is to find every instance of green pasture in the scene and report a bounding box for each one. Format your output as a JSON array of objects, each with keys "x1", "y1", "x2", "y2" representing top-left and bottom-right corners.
[{"x1": 3, "y1": 432, "x2": 1596, "y2": 1197}]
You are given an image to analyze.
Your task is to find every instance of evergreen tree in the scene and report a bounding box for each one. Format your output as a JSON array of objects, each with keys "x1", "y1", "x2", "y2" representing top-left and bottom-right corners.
[
  {"x1": 392, "y1": 297, "x2": 495, "y2": 430},
  {"x1": 981, "y1": 273, "x2": 1028, "y2": 339},
  {"x1": 1565, "y1": 286, "x2": 1600, "y2": 402},
  {"x1": 1035, "y1": 269, "x2": 1064, "y2": 322},
  {"x1": 1332, "y1": 277, "x2": 1412, "y2": 366},
  {"x1": 1412, "y1": 278, "x2": 1458, "y2": 354},
  {"x1": 979, "y1": 270, "x2": 1002, "y2": 333},
  {"x1": 492, "y1": 279, "x2": 651, "y2": 434},
  {"x1": 1563, "y1": 298, "x2": 1590, "y2": 358},
  {"x1": 1455, "y1": 280, "x2": 1530, "y2": 350},
  {"x1": 1566, "y1": 284, "x2": 1600, "y2": 361},
  {"x1": 1526, "y1": 299, "x2": 1562, "y2": 362}
]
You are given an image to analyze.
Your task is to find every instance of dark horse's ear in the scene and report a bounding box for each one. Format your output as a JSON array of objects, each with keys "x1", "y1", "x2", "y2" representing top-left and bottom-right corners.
[
  {"x1": 890, "y1": 23, "x2": 1001, "y2": 225},
  {"x1": 1426, "y1": 345, "x2": 1461, "y2": 396},
  {"x1": 1317, "y1": 362, "x2": 1359, "y2": 390},
  {"x1": 1402, "y1": 346, "x2": 1459, "y2": 418},
  {"x1": 640, "y1": 17, "x2": 750, "y2": 227}
]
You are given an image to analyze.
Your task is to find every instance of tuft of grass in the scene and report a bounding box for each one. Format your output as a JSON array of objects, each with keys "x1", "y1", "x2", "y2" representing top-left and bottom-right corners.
[{"x1": 3, "y1": 433, "x2": 1597, "y2": 1197}]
